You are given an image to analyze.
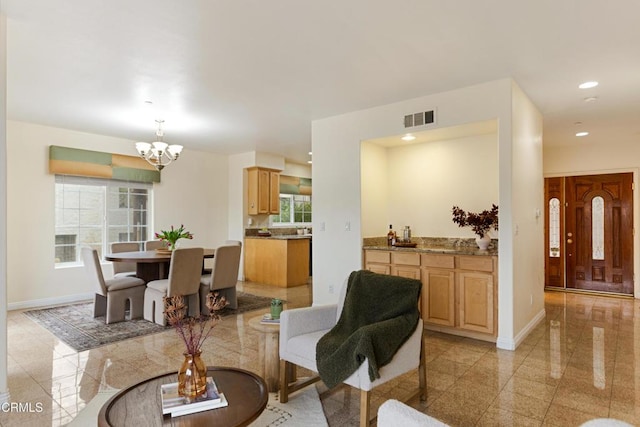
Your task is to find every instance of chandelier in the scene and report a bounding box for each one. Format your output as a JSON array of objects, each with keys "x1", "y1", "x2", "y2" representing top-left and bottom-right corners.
[{"x1": 135, "y1": 120, "x2": 183, "y2": 171}]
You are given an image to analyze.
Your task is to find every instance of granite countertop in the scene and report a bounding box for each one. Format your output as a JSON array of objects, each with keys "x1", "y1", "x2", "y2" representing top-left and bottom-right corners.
[
  {"x1": 363, "y1": 244, "x2": 498, "y2": 256},
  {"x1": 245, "y1": 234, "x2": 312, "y2": 240}
]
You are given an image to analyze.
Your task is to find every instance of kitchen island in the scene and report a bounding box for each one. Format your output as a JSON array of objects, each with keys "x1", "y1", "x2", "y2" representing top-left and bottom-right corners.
[
  {"x1": 245, "y1": 235, "x2": 311, "y2": 287},
  {"x1": 363, "y1": 238, "x2": 498, "y2": 342}
]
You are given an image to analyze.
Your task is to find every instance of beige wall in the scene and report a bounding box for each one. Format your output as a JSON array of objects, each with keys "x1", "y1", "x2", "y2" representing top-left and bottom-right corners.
[
  {"x1": 6, "y1": 120, "x2": 229, "y2": 308},
  {"x1": 0, "y1": 9, "x2": 9, "y2": 402},
  {"x1": 313, "y1": 78, "x2": 544, "y2": 350}
]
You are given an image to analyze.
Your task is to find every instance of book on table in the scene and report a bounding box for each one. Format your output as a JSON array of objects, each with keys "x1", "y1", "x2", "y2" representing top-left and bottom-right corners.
[
  {"x1": 260, "y1": 313, "x2": 280, "y2": 324},
  {"x1": 161, "y1": 376, "x2": 229, "y2": 417}
]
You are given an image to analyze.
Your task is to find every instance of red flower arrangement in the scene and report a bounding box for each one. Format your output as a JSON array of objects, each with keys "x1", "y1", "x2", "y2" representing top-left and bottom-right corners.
[{"x1": 451, "y1": 204, "x2": 499, "y2": 238}]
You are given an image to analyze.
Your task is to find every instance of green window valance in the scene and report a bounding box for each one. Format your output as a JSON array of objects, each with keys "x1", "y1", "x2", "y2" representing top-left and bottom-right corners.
[
  {"x1": 280, "y1": 174, "x2": 311, "y2": 195},
  {"x1": 49, "y1": 145, "x2": 161, "y2": 183}
]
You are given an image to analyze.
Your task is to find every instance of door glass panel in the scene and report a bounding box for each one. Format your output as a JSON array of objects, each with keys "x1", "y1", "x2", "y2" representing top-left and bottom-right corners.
[
  {"x1": 592, "y1": 196, "x2": 604, "y2": 260},
  {"x1": 549, "y1": 198, "x2": 560, "y2": 257}
]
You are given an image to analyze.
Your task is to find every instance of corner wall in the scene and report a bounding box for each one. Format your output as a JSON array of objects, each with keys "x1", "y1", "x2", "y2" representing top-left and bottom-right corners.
[
  {"x1": 312, "y1": 78, "x2": 543, "y2": 349},
  {"x1": 0, "y1": 7, "x2": 9, "y2": 404}
]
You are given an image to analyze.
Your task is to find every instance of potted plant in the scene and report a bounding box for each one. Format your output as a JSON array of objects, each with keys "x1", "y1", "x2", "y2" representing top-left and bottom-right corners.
[
  {"x1": 451, "y1": 204, "x2": 499, "y2": 249},
  {"x1": 155, "y1": 224, "x2": 194, "y2": 251}
]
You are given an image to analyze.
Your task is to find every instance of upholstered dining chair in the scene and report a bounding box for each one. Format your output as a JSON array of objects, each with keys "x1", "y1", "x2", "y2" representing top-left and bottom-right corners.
[
  {"x1": 144, "y1": 240, "x2": 166, "y2": 251},
  {"x1": 144, "y1": 247, "x2": 204, "y2": 325},
  {"x1": 199, "y1": 243, "x2": 242, "y2": 311},
  {"x1": 279, "y1": 271, "x2": 426, "y2": 427},
  {"x1": 81, "y1": 247, "x2": 146, "y2": 324},
  {"x1": 110, "y1": 242, "x2": 139, "y2": 278}
]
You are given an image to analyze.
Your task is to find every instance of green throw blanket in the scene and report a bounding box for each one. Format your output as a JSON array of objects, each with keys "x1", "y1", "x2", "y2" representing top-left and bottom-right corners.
[{"x1": 316, "y1": 270, "x2": 421, "y2": 389}]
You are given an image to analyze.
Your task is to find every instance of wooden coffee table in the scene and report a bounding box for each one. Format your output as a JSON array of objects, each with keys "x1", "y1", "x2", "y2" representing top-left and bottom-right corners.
[{"x1": 98, "y1": 366, "x2": 267, "y2": 427}]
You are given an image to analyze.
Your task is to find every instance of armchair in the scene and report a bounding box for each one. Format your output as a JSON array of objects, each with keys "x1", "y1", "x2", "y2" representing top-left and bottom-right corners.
[{"x1": 279, "y1": 271, "x2": 426, "y2": 427}]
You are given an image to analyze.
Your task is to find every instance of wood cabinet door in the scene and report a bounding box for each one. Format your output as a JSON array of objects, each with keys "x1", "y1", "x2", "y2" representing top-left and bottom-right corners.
[
  {"x1": 458, "y1": 272, "x2": 494, "y2": 334},
  {"x1": 269, "y1": 172, "x2": 280, "y2": 214},
  {"x1": 366, "y1": 264, "x2": 390, "y2": 275},
  {"x1": 422, "y1": 268, "x2": 455, "y2": 327},
  {"x1": 392, "y1": 265, "x2": 421, "y2": 280},
  {"x1": 257, "y1": 169, "x2": 270, "y2": 214}
]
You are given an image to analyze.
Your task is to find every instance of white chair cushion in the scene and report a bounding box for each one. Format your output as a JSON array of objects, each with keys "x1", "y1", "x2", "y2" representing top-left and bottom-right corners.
[
  {"x1": 378, "y1": 399, "x2": 449, "y2": 427},
  {"x1": 283, "y1": 329, "x2": 330, "y2": 372},
  {"x1": 104, "y1": 277, "x2": 145, "y2": 291},
  {"x1": 146, "y1": 279, "x2": 169, "y2": 293}
]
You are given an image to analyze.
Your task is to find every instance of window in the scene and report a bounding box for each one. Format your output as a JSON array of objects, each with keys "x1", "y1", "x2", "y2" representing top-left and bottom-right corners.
[
  {"x1": 55, "y1": 175, "x2": 152, "y2": 265},
  {"x1": 271, "y1": 194, "x2": 312, "y2": 225}
]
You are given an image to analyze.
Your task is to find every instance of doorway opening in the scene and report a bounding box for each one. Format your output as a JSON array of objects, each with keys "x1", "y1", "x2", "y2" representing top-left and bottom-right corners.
[{"x1": 544, "y1": 173, "x2": 634, "y2": 296}]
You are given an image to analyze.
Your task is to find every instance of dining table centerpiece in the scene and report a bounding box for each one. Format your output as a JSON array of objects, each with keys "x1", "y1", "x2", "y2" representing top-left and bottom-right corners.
[
  {"x1": 164, "y1": 292, "x2": 228, "y2": 398},
  {"x1": 451, "y1": 204, "x2": 499, "y2": 249},
  {"x1": 155, "y1": 224, "x2": 193, "y2": 251}
]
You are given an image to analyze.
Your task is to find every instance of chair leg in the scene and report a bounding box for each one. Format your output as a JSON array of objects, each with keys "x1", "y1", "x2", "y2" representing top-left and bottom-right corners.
[
  {"x1": 93, "y1": 294, "x2": 106, "y2": 318},
  {"x1": 279, "y1": 359, "x2": 290, "y2": 403},
  {"x1": 359, "y1": 389, "x2": 370, "y2": 427},
  {"x1": 419, "y1": 330, "x2": 427, "y2": 401}
]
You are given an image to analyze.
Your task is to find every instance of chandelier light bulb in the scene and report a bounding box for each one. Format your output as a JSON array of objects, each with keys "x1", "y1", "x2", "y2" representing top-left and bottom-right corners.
[{"x1": 135, "y1": 120, "x2": 182, "y2": 171}]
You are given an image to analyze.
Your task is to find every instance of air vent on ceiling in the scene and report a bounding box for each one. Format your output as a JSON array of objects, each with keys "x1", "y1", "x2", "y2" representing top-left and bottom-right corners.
[{"x1": 404, "y1": 109, "x2": 435, "y2": 128}]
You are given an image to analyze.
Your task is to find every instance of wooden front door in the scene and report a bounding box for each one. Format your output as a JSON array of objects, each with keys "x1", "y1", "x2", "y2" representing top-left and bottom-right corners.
[{"x1": 545, "y1": 173, "x2": 633, "y2": 295}]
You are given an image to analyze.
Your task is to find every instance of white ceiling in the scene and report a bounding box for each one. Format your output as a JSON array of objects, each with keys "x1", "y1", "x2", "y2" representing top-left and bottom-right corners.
[{"x1": 3, "y1": 1, "x2": 640, "y2": 165}]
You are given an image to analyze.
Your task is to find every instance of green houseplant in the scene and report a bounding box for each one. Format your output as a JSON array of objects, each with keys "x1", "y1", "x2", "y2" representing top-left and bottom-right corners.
[{"x1": 155, "y1": 224, "x2": 193, "y2": 251}]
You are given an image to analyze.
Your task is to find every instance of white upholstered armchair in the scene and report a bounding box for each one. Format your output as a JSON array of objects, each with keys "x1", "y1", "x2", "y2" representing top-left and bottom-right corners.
[{"x1": 279, "y1": 272, "x2": 426, "y2": 427}]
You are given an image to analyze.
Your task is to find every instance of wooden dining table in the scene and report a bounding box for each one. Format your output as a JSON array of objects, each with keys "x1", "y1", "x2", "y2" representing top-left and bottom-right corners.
[{"x1": 105, "y1": 249, "x2": 215, "y2": 283}]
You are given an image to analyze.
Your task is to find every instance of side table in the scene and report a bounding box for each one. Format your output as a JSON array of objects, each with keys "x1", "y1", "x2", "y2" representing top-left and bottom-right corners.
[
  {"x1": 248, "y1": 314, "x2": 295, "y2": 392},
  {"x1": 98, "y1": 366, "x2": 267, "y2": 427}
]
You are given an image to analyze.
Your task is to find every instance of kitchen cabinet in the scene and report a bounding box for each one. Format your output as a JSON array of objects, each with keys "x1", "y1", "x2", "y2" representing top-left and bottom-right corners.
[
  {"x1": 363, "y1": 249, "x2": 497, "y2": 341},
  {"x1": 247, "y1": 167, "x2": 280, "y2": 215},
  {"x1": 245, "y1": 237, "x2": 310, "y2": 287}
]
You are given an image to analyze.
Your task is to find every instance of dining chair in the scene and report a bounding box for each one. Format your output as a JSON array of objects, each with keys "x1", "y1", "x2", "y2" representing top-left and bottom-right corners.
[
  {"x1": 144, "y1": 247, "x2": 205, "y2": 325},
  {"x1": 199, "y1": 244, "x2": 242, "y2": 312},
  {"x1": 81, "y1": 247, "x2": 146, "y2": 324},
  {"x1": 110, "y1": 242, "x2": 139, "y2": 278},
  {"x1": 144, "y1": 240, "x2": 166, "y2": 251}
]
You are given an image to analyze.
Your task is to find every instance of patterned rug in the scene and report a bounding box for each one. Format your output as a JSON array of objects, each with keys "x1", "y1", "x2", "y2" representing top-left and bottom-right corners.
[{"x1": 24, "y1": 292, "x2": 275, "y2": 352}]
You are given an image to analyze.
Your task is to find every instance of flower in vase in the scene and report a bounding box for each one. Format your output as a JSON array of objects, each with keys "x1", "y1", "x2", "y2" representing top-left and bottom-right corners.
[
  {"x1": 164, "y1": 293, "x2": 228, "y2": 355},
  {"x1": 451, "y1": 204, "x2": 499, "y2": 238},
  {"x1": 155, "y1": 224, "x2": 194, "y2": 250}
]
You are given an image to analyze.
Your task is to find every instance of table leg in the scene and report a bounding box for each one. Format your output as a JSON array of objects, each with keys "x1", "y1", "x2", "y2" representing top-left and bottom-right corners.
[
  {"x1": 263, "y1": 330, "x2": 280, "y2": 392},
  {"x1": 136, "y1": 263, "x2": 161, "y2": 283}
]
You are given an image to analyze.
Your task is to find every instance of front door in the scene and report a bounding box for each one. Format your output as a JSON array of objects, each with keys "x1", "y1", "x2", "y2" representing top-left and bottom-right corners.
[{"x1": 545, "y1": 173, "x2": 634, "y2": 295}]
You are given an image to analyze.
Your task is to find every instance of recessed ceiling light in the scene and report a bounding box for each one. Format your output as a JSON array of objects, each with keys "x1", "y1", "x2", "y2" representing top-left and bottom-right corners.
[
  {"x1": 401, "y1": 134, "x2": 416, "y2": 141},
  {"x1": 576, "y1": 131, "x2": 589, "y2": 137},
  {"x1": 144, "y1": 100, "x2": 153, "y2": 104},
  {"x1": 308, "y1": 151, "x2": 312, "y2": 155},
  {"x1": 307, "y1": 160, "x2": 312, "y2": 164},
  {"x1": 579, "y1": 81, "x2": 598, "y2": 89},
  {"x1": 583, "y1": 96, "x2": 598, "y2": 103}
]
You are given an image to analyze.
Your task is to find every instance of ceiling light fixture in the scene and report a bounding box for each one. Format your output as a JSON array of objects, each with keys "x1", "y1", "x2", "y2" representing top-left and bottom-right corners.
[
  {"x1": 401, "y1": 134, "x2": 416, "y2": 141},
  {"x1": 579, "y1": 81, "x2": 599, "y2": 89},
  {"x1": 135, "y1": 120, "x2": 183, "y2": 171},
  {"x1": 576, "y1": 131, "x2": 589, "y2": 137},
  {"x1": 583, "y1": 96, "x2": 598, "y2": 103}
]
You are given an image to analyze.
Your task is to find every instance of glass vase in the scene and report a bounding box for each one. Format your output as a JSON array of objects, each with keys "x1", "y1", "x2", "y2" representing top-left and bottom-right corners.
[{"x1": 177, "y1": 350, "x2": 208, "y2": 398}]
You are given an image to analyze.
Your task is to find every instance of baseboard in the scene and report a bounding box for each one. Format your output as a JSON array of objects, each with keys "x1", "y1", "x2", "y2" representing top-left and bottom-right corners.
[
  {"x1": 8, "y1": 292, "x2": 93, "y2": 311},
  {"x1": 0, "y1": 390, "x2": 10, "y2": 405},
  {"x1": 496, "y1": 308, "x2": 546, "y2": 350}
]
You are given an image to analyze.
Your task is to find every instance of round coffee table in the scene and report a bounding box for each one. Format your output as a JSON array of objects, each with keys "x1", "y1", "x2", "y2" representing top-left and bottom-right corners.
[{"x1": 98, "y1": 366, "x2": 267, "y2": 427}]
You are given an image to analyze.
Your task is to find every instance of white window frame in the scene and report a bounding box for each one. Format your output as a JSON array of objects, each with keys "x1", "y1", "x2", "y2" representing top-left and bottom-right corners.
[
  {"x1": 54, "y1": 175, "x2": 153, "y2": 266},
  {"x1": 271, "y1": 194, "x2": 312, "y2": 226}
]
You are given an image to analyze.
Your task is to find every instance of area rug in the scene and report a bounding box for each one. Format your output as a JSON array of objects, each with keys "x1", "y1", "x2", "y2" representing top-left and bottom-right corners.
[
  {"x1": 66, "y1": 384, "x2": 328, "y2": 427},
  {"x1": 24, "y1": 292, "x2": 275, "y2": 352}
]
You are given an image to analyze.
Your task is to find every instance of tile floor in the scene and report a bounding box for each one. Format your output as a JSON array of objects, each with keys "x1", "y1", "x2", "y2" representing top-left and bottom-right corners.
[{"x1": 2, "y1": 283, "x2": 640, "y2": 426}]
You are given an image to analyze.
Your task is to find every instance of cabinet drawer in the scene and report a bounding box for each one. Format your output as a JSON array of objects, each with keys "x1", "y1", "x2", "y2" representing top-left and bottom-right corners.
[
  {"x1": 365, "y1": 250, "x2": 391, "y2": 264},
  {"x1": 421, "y1": 254, "x2": 455, "y2": 269},
  {"x1": 458, "y1": 256, "x2": 494, "y2": 272},
  {"x1": 392, "y1": 252, "x2": 421, "y2": 266}
]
